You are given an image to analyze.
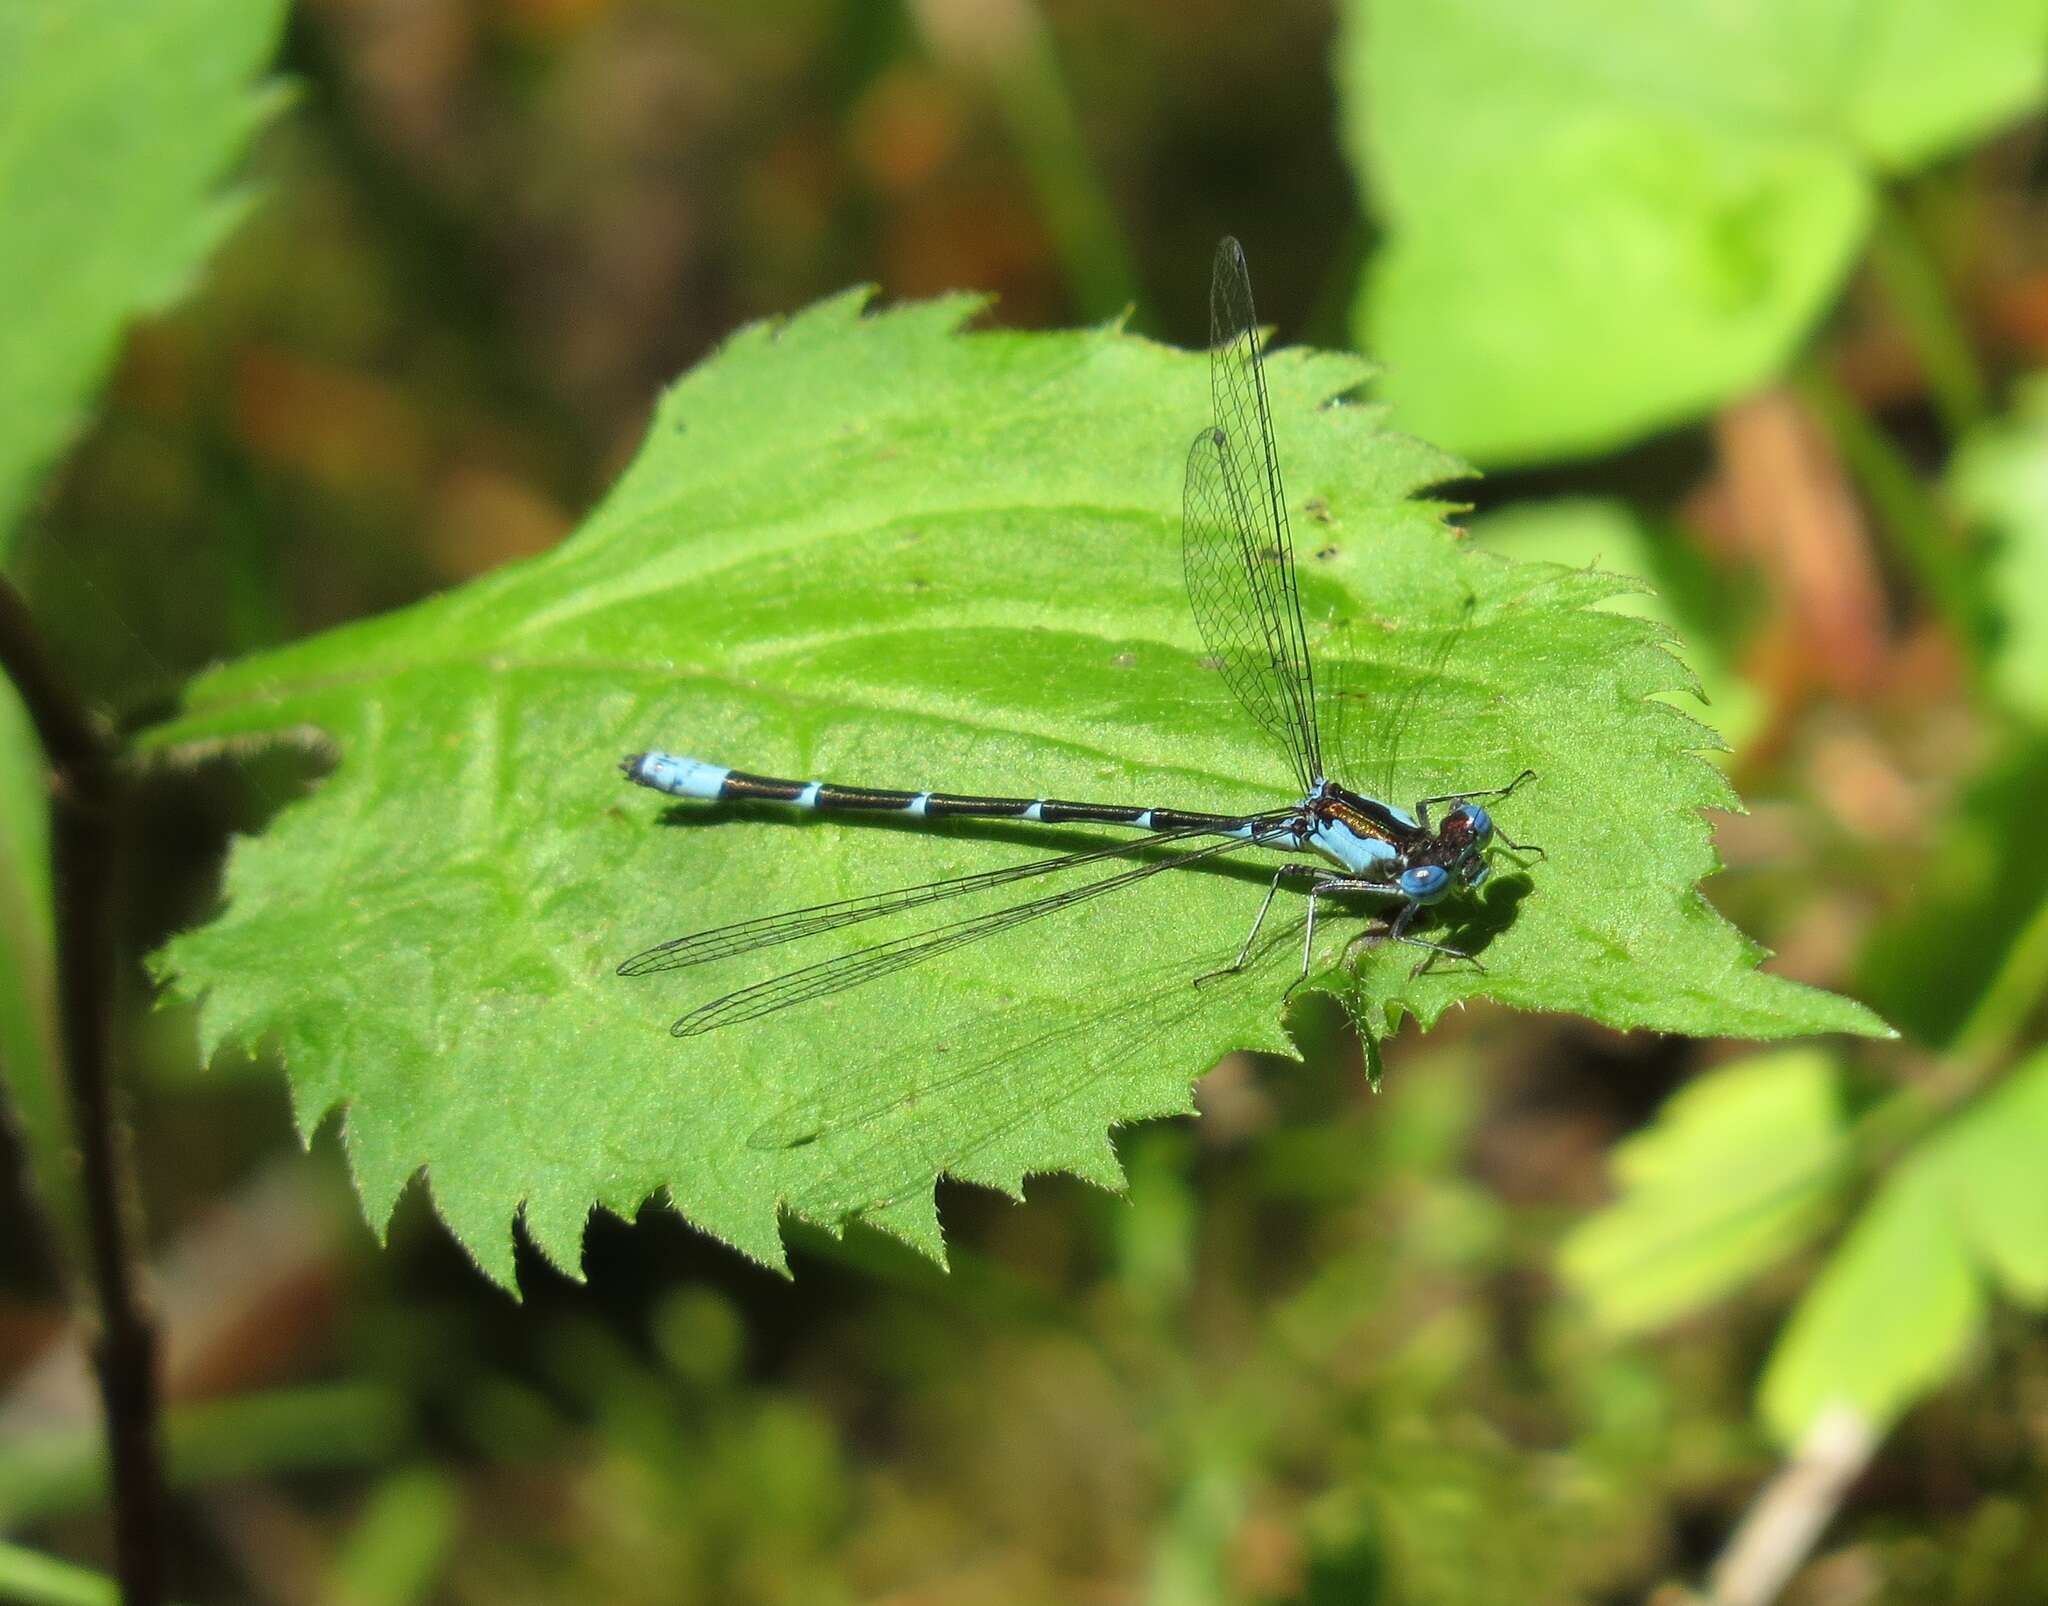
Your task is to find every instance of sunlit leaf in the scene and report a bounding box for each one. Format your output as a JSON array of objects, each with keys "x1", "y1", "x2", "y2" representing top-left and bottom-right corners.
[
  {"x1": 1471, "y1": 498, "x2": 1764, "y2": 752},
  {"x1": 0, "y1": 0, "x2": 287, "y2": 1252},
  {"x1": 1951, "y1": 373, "x2": 2048, "y2": 727},
  {"x1": 0, "y1": 0, "x2": 291, "y2": 549},
  {"x1": 1940, "y1": 1049, "x2": 2048, "y2": 1302},
  {"x1": 1338, "y1": 0, "x2": 2048, "y2": 464},
  {"x1": 1760, "y1": 1047, "x2": 2048, "y2": 1442},
  {"x1": 1758, "y1": 1146, "x2": 1981, "y2": 1444},
  {"x1": 146, "y1": 291, "x2": 1885, "y2": 1283},
  {"x1": 1559, "y1": 1049, "x2": 1851, "y2": 1333}
]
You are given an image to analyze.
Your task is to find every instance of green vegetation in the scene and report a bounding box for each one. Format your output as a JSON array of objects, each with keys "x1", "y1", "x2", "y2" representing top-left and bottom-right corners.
[{"x1": 3, "y1": 0, "x2": 2047, "y2": 1600}]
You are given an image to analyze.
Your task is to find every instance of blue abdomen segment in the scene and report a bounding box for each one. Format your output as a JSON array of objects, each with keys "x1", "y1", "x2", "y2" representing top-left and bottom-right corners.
[
  {"x1": 620, "y1": 751, "x2": 1271, "y2": 838},
  {"x1": 622, "y1": 752, "x2": 731, "y2": 799}
]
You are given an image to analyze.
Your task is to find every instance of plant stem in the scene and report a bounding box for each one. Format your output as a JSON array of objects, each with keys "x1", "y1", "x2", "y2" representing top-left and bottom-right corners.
[
  {"x1": 1793, "y1": 362, "x2": 1982, "y2": 681},
  {"x1": 1950, "y1": 886, "x2": 2048, "y2": 1070},
  {"x1": 0, "y1": 578, "x2": 167, "y2": 1606},
  {"x1": 911, "y1": 0, "x2": 1142, "y2": 323},
  {"x1": 1869, "y1": 187, "x2": 1990, "y2": 440},
  {"x1": 1856, "y1": 878, "x2": 2048, "y2": 1157}
]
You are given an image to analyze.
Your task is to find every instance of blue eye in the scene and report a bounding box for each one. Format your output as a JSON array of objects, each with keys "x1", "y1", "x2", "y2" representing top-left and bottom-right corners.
[
  {"x1": 1398, "y1": 863, "x2": 1451, "y2": 902},
  {"x1": 1459, "y1": 804, "x2": 1493, "y2": 840}
]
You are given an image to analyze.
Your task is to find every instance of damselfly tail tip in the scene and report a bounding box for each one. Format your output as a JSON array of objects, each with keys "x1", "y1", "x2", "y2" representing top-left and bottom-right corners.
[{"x1": 619, "y1": 753, "x2": 647, "y2": 782}]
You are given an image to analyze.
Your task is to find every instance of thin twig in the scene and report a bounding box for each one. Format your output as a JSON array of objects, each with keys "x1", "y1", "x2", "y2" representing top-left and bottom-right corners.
[
  {"x1": 1702, "y1": 1405, "x2": 1878, "y2": 1606},
  {"x1": 0, "y1": 576, "x2": 168, "y2": 1604}
]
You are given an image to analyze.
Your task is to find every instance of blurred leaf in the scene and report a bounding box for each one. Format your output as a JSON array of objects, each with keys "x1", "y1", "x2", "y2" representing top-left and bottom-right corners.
[
  {"x1": 1940, "y1": 1050, "x2": 2048, "y2": 1302},
  {"x1": 321, "y1": 1467, "x2": 460, "y2": 1606},
  {"x1": 1951, "y1": 373, "x2": 2048, "y2": 726},
  {"x1": 1339, "y1": 0, "x2": 2048, "y2": 464},
  {"x1": 144, "y1": 291, "x2": 1883, "y2": 1283},
  {"x1": 1761, "y1": 1047, "x2": 2048, "y2": 1442},
  {"x1": 0, "y1": 0, "x2": 289, "y2": 549},
  {"x1": 0, "y1": 1538, "x2": 121, "y2": 1606},
  {"x1": 1471, "y1": 498, "x2": 1763, "y2": 751},
  {"x1": 1859, "y1": 742, "x2": 2048, "y2": 1048},
  {"x1": 1559, "y1": 1048, "x2": 1851, "y2": 1333},
  {"x1": 0, "y1": 0, "x2": 287, "y2": 1279},
  {"x1": 0, "y1": 1382, "x2": 408, "y2": 1523}
]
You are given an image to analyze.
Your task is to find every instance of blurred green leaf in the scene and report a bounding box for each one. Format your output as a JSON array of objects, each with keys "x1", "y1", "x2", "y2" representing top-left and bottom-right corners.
[
  {"x1": 1559, "y1": 1049, "x2": 1851, "y2": 1333},
  {"x1": 1339, "y1": 0, "x2": 2048, "y2": 464},
  {"x1": 1940, "y1": 1051, "x2": 2048, "y2": 1302},
  {"x1": 321, "y1": 1467, "x2": 460, "y2": 1606},
  {"x1": 0, "y1": 1538, "x2": 123, "y2": 1606},
  {"x1": 1951, "y1": 373, "x2": 2048, "y2": 726},
  {"x1": 0, "y1": 0, "x2": 290, "y2": 550},
  {"x1": 0, "y1": 1382, "x2": 408, "y2": 1523},
  {"x1": 144, "y1": 291, "x2": 1883, "y2": 1283},
  {"x1": 1760, "y1": 1047, "x2": 2048, "y2": 1442},
  {"x1": 0, "y1": 0, "x2": 288, "y2": 1279}
]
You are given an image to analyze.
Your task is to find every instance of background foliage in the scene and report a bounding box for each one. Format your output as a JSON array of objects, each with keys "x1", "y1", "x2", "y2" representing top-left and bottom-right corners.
[{"x1": 4, "y1": 0, "x2": 2048, "y2": 1602}]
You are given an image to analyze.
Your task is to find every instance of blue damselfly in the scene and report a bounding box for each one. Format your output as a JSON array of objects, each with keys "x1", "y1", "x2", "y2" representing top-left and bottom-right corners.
[{"x1": 619, "y1": 238, "x2": 1538, "y2": 1040}]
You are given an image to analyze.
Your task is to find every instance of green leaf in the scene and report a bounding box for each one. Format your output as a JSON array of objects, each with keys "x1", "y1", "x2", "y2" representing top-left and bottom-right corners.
[
  {"x1": 1558, "y1": 1048, "x2": 1851, "y2": 1333},
  {"x1": 0, "y1": 0, "x2": 291, "y2": 549},
  {"x1": 1759, "y1": 1155, "x2": 1981, "y2": 1444},
  {"x1": 0, "y1": 1536, "x2": 123, "y2": 1606},
  {"x1": 0, "y1": 0, "x2": 288, "y2": 1271},
  {"x1": 1338, "y1": 0, "x2": 2048, "y2": 465},
  {"x1": 145, "y1": 291, "x2": 1885, "y2": 1283},
  {"x1": 1940, "y1": 1050, "x2": 2048, "y2": 1303},
  {"x1": 1951, "y1": 373, "x2": 2048, "y2": 727},
  {"x1": 1471, "y1": 498, "x2": 1764, "y2": 752},
  {"x1": 1761, "y1": 1047, "x2": 2048, "y2": 1441}
]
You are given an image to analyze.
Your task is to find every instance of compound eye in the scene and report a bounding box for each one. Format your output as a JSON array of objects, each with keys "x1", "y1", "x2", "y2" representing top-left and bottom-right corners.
[
  {"x1": 1398, "y1": 863, "x2": 1451, "y2": 903},
  {"x1": 1457, "y1": 803, "x2": 1494, "y2": 841}
]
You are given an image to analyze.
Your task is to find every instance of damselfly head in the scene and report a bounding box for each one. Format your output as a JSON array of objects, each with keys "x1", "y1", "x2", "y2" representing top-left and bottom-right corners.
[
  {"x1": 1416, "y1": 804, "x2": 1498, "y2": 892},
  {"x1": 1429, "y1": 809, "x2": 1484, "y2": 864}
]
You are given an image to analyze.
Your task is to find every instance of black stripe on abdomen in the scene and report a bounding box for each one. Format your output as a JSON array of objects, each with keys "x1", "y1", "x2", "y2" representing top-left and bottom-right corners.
[
  {"x1": 718, "y1": 770, "x2": 814, "y2": 804},
  {"x1": 715, "y1": 768, "x2": 1253, "y2": 835}
]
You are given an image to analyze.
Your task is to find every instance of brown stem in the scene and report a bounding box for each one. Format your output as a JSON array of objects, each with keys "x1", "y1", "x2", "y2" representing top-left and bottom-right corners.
[{"x1": 0, "y1": 576, "x2": 167, "y2": 1604}]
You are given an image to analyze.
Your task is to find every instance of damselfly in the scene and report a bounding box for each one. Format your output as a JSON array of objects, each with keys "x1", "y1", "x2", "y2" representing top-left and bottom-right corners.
[{"x1": 618, "y1": 238, "x2": 1537, "y2": 1039}]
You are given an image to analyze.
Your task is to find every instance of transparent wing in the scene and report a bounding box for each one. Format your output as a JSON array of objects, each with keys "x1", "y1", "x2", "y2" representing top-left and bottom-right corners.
[
  {"x1": 1182, "y1": 236, "x2": 1324, "y2": 793},
  {"x1": 617, "y1": 814, "x2": 1279, "y2": 979},
  {"x1": 749, "y1": 908, "x2": 1314, "y2": 1220},
  {"x1": 1325, "y1": 591, "x2": 1478, "y2": 807},
  {"x1": 666, "y1": 825, "x2": 1289, "y2": 1037}
]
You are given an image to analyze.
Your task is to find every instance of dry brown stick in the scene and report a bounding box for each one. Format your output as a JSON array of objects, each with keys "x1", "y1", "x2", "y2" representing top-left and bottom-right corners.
[{"x1": 0, "y1": 575, "x2": 168, "y2": 1604}]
